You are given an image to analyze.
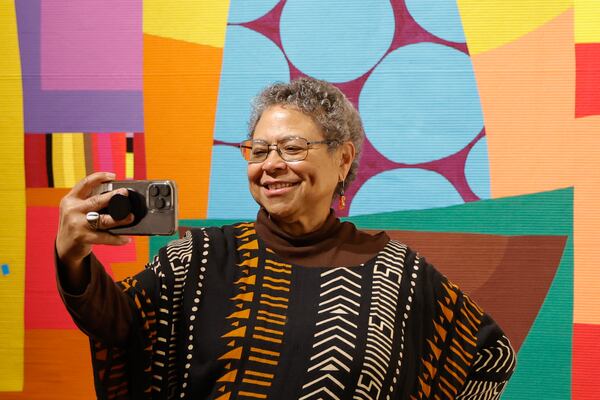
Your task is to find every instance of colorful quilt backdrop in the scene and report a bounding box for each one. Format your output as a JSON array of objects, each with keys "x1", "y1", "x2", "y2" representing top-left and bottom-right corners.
[{"x1": 1, "y1": 0, "x2": 599, "y2": 398}]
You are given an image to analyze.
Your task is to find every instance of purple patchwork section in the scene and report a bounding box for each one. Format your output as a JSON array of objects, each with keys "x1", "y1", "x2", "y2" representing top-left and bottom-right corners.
[
  {"x1": 41, "y1": 0, "x2": 142, "y2": 91},
  {"x1": 16, "y1": 0, "x2": 143, "y2": 132}
]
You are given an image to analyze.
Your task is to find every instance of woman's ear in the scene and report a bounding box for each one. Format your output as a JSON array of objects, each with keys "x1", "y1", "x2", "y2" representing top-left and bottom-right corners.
[{"x1": 339, "y1": 141, "x2": 356, "y2": 179}]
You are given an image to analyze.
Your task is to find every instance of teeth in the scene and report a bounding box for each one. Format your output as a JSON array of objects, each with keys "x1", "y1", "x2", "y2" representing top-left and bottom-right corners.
[{"x1": 268, "y1": 182, "x2": 295, "y2": 190}]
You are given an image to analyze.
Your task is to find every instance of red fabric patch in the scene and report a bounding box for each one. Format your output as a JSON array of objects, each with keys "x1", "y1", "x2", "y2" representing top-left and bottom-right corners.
[
  {"x1": 134, "y1": 132, "x2": 147, "y2": 179},
  {"x1": 573, "y1": 323, "x2": 600, "y2": 398},
  {"x1": 25, "y1": 134, "x2": 48, "y2": 187},
  {"x1": 111, "y1": 133, "x2": 126, "y2": 180},
  {"x1": 25, "y1": 207, "x2": 137, "y2": 329},
  {"x1": 575, "y1": 43, "x2": 600, "y2": 118}
]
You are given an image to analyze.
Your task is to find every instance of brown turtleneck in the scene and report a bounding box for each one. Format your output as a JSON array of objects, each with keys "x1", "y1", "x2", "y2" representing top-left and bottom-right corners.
[{"x1": 254, "y1": 208, "x2": 389, "y2": 268}]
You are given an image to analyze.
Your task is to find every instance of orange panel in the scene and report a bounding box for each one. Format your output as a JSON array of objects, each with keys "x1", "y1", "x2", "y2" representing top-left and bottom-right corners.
[
  {"x1": 0, "y1": 329, "x2": 94, "y2": 399},
  {"x1": 144, "y1": 34, "x2": 223, "y2": 219},
  {"x1": 470, "y1": 9, "x2": 600, "y2": 324},
  {"x1": 471, "y1": 9, "x2": 575, "y2": 197},
  {"x1": 26, "y1": 188, "x2": 69, "y2": 207}
]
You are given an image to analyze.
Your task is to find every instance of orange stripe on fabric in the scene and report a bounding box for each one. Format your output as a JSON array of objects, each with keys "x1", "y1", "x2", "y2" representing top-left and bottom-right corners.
[
  {"x1": 257, "y1": 310, "x2": 286, "y2": 320},
  {"x1": 264, "y1": 266, "x2": 292, "y2": 275},
  {"x1": 259, "y1": 300, "x2": 288, "y2": 309},
  {"x1": 238, "y1": 391, "x2": 267, "y2": 399},
  {"x1": 263, "y1": 284, "x2": 290, "y2": 292},
  {"x1": 250, "y1": 347, "x2": 280, "y2": 357},
  {"x1": 252, "y1": 334, "x2": 282, "y2": 344},
  {"x1": 263, "y1": 276, "x2": 291, "y2": 285},
  {"x1": 257, "y1": 316, "x2": 285, "y2": 326},
  {"x1": 248, "y1": 356, "x2": 278, "y2": 366},
  {"x1": 242, "y1": 378, "x2": 272, "y2": 387},
  {"x1": 254, "y1": 326, "x2": 284, "y2": 336}
]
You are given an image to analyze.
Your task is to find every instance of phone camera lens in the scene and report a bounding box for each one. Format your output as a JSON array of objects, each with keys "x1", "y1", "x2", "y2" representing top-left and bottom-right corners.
[
  {"x1": 154, "y1": 197, "x2": 166, "y2": 209},
  {"x1": 149, "y1": 185, "x2": 160, "y2": 197},
  {"x1": 159, "y1": 184, "x2": 171, "y2": 196}
]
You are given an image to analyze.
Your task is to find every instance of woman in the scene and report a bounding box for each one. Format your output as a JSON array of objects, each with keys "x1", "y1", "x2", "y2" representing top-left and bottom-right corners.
[{"x1": 56, "y1": 77, "x2": 515, "y2": 399}]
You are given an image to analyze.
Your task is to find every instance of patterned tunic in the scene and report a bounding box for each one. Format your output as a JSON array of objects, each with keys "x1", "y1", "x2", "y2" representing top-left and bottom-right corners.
[{"x1": 84, "y1": 222, "x2": 515, "y2": 399}]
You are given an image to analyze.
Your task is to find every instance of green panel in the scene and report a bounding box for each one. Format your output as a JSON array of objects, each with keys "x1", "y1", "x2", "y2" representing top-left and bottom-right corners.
[
  {"x1": 501, "y1": 238, "x2": 572, "y2": 399},
  {"x1": 150, "y1": 187, "x2": 573, "y2": 398},
  {"x1": 346, "y1": 187, "x2": 572, "y2": 236}
]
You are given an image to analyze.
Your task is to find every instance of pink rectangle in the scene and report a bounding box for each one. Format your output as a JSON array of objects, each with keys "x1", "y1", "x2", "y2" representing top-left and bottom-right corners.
[
  {"x1": 94, "y1": 133, "x2": 114, "y2": 173},
  {"x1": 41, "y1": 0, "x2": 142, "y2": 91}
]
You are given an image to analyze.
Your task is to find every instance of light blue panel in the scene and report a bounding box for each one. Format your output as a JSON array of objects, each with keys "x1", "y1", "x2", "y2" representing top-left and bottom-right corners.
[
  {"x1": 464, "y1": 136, "x2": 491, "y2": 199},
  {"x1": 207, "y1": 145, "x2": 260, "y2": 219},
  {"x1": 349, "y1": 168, "x2": 464, "y2": 215},
  {"x1": 214, "y1": 26, "x2": 290, "y2": 143},
  {"x1": 405, "y1": 0, "x2": 466, "y2": 42},
  {"x1": 280, "y1": 0, "x2": 394, "y2": 82},
  {"x1": 360, "y1": 43, "x2": 483, "y2": 164},
  {"x1": 228, "y1": 0, "x2": 280, "y2": 23}
]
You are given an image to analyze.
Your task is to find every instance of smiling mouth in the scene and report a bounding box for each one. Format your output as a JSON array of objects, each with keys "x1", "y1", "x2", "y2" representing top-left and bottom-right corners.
[{"x1": 264, "y1": 182, "x2": 298, "y2": 190}]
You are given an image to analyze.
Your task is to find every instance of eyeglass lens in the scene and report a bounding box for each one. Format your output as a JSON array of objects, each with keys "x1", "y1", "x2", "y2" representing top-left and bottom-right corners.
[{"x1": 243, "y1": 138, "x2": 309, "y2": 162}]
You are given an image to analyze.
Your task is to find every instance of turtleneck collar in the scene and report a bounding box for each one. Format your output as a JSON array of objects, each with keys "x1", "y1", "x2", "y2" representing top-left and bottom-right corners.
[{"x1": 255, "y1": 208, "x2": 389, "y2": 268}]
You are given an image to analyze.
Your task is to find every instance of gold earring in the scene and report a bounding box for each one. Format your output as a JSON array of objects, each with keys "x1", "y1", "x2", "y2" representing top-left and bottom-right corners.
[{"x1": 338, "y1": 180, "x2": 346, "y2": 211}]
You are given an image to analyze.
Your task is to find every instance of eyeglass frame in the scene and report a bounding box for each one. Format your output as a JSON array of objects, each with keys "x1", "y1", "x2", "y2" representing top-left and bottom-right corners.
[{"x1": 239, "y1": 136, "x2": 339, "y2": 163}]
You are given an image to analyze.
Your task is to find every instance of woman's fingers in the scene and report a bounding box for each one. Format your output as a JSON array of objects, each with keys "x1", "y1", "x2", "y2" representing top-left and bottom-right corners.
[
  {"x1": 80, "y1": 187, "x2": 129, "y2": 214},
  {"x1": 96, "y1": 213, "x2": 135, "y2": 231},
  {"x1": 70, "y1": 172, "x2": 116, "y2": 199}
]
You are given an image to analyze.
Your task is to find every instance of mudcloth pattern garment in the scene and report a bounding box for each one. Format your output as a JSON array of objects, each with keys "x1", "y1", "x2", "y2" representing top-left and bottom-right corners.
[{"x1": 84, "y1": 223, "x2": 515, "y2": 399}]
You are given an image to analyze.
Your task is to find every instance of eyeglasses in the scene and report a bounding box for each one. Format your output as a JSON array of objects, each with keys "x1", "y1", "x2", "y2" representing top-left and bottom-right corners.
[{"x1": 239, "y1": 136, "x2": 337, "y2": 163}]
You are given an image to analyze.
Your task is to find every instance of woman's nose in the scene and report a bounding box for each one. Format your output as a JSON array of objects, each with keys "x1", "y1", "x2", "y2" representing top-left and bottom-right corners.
[{"x1": 262, "y1": 147, "x2": 286, "y2": 171}]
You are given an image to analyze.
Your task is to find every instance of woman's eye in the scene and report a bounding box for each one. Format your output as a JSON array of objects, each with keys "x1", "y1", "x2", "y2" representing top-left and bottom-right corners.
[{"x1": 283, "y1": 146, "x2": 303, "y2": 153}]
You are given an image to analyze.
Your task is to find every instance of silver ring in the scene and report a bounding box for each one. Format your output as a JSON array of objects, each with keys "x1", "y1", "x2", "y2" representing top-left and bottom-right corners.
[{"x1": 86, "y1": 211, "x2": 100, "y2": 230}]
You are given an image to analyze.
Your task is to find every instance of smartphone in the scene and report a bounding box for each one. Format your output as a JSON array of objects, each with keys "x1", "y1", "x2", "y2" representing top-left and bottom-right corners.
[{"x1": 93, "y1": 180, "x2": 178, "y2": 236}]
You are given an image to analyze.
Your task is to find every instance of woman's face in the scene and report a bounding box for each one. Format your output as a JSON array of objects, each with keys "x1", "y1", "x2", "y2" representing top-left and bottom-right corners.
[{"x1": 247, "y1": 105, "x2": 353, "y2": 232}]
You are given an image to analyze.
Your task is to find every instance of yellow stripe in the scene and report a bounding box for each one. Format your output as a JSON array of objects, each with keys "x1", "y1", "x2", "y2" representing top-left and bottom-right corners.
[
  {"x1": 62, "y1": 133, "x2": 75, "y2": 186},
  {"x1": 52, "y1": 133, "x2": 64, "y2": 187},
  {"x1": 144, "y1": 0, "x2": 230, "y2": 47},
  {"x1": 575, "y1": 0, "x2": 600, "y2": 43},
  {"x1": 0, "y1": 0, "x2": 25, "y2": 390},
  {"x1": 72, "y1": 133, "x2": 86, "y2": 185},
  {"x1": 126, "y1": 152, "x2": 134, "y2": 178},
  {"x1": 457, "y1": 0, "x2": 571, "y2": 55}
]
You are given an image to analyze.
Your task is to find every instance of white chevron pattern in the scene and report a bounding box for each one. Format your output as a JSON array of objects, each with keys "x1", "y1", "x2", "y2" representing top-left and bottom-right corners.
[
  {"x1": 473, "y1": 336, "x2": 516, "y2": 375},
  {"x1": 456, "y1": 380, "x2": 508, "y2": 400},
  {"x1": 150, "y1": 230, "x2": 196, "y2": 397},
  {"x1": 299, "y1": 267, "x2": 363, "y2": 400},
  {"x1": 354, "y1": 241, "x2": 407, "y2": 400}
]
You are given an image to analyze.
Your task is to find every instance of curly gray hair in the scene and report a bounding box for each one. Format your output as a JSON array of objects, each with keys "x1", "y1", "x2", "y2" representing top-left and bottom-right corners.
[{"x1": 248, "y1": 77, "x2": 365, "y2": 195}]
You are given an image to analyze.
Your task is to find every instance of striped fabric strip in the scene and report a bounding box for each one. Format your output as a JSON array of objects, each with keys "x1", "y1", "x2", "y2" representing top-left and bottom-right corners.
[
  {"x1": 133, "y1": 132, "x2": 147, "y2": 179},
  {"x1": 93, "y1": 133, "x2": 113, "y2": 175},
  {"x1": 110, "y1": 133, "x2": 126, "y2": 179},
  {"x1": 24, "y1": 134, "x2": 48, "y2": 187}
]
